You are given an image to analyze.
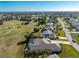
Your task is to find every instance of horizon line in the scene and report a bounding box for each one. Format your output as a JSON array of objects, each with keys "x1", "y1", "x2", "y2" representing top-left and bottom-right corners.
[{"x1": 1, "y1": 11, "x2": 79, "y2": 12}]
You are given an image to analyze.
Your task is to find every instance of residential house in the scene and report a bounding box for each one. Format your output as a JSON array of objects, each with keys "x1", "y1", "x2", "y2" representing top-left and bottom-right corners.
[{"x1": 26, "y1": 38, "x2": 61, "y2": 53}]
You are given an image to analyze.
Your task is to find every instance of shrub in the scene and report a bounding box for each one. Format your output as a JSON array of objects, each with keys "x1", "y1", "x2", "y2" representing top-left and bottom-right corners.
[
  {"x1": 24, "y1": 21, "x2": 29, "y2": 25},
  {"x1": 33, "y1": 28, "x2": 39, "y2": 32}
]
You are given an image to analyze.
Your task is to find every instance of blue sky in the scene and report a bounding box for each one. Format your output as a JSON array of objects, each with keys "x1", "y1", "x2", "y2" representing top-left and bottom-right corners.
[{"x1": 0, "y1": 1, "x2": 79, "y2": 12}]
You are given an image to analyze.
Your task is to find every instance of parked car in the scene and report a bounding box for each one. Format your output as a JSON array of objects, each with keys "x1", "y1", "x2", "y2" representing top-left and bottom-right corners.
[{"x1": 72, "y1": 40, "x2": 76, "y2": 43}]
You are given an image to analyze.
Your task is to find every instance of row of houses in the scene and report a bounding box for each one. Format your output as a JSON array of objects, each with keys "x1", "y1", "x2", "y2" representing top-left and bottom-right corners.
[
  {"x1": 41, "y1": 19, "x2": 55, "y2": 39},
  {"x1": 25, "y1": 17, "x2": 62, "y2": 58},
  {"x1": 68, "y1": 18, "x2": 79, "y2": 31}
]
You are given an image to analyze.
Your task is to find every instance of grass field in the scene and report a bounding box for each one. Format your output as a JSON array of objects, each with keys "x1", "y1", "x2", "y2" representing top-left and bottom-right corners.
[
  {"x1": 61, "y1": 19, "x2": 70, "y2": 28},
  {"x1": 0, "y1": 20, "x2": 37, "y2": 57},
  {"x1": 71, "y1": 33, "x2": 79, "y2": 45},
  {"x1": 55, "y1": 29, "x2": 65, "y2": 37},
  {"x1": 58, "y1": 44, "x2": 79, "y2": 58},
  {"x1": 55, "y1": 18, "x2": 65, "y2": 37}
]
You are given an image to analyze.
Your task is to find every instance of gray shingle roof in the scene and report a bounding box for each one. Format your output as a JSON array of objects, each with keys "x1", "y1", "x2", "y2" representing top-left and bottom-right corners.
[
  {"x1": 28, "y1": 38, "x2": 61, "y2": 52},
  {"x1": 42, "y1": 30, "x2": 52, "y2": 35}
]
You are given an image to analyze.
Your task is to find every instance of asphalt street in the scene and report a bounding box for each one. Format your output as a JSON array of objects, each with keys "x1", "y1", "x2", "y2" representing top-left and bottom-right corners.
[{"x1": 58, "y1": 18, "x2": 79, "y2": 52}]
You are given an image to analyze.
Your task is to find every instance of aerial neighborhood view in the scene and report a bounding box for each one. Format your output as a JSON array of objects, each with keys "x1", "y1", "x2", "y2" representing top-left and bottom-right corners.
[{"x1": 0, "y1": 1, "x2": 79, "y2": 58}]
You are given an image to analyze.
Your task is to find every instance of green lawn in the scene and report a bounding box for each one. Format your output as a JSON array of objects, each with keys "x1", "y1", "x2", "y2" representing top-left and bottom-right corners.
[
  {"x1": 55, "y1": 29, "x2": 65, "y2": 37},
  {"x1": 61, "y1": 19, "x2": 70, "y2": 28},
  {"x1": 71, "y1": 33, "x2": 79, "y2": 45},
  {"x1": 58, "y1": 44, "x2": 79, "y2": 58},
  {"x1": 55, "y1": 18, "x2": 65, "y2": 37},
  {"x1": 0, "y1": 20, "x2": 37, "y2": 57},
  {"x1": 57, "y1": 39, "x2": 67, "y2": 41}
]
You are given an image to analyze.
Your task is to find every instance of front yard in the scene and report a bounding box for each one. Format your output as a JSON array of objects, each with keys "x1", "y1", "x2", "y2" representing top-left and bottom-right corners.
[
  {"x1": 58, "y1": 44, "x2": 79, "y2": 58},
  {"x1": 71, "y1": 33, "x2": 79, "y2": 45}
]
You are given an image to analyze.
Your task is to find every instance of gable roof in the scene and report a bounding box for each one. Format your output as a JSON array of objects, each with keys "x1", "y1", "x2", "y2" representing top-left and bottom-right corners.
[{"x1": 28, "y1": 38, "x2": 61, "y2": 52}]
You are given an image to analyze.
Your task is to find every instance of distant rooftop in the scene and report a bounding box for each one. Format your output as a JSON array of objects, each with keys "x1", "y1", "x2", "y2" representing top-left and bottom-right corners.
[{"x1": 42, "y1": 30, "x2": 52, "y2": 35}]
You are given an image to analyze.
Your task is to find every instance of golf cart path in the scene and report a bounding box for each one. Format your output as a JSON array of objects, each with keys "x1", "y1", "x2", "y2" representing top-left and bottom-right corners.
[{"x1": 0, "y1": 29, "x2": 13, "y2": 36}]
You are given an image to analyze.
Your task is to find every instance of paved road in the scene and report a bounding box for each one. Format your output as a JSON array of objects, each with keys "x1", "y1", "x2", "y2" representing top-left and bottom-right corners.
[
  {"x1": 69, "y1": 32, "x2": 79, "y2": 34},
  {"x1": 58, "y1": 18, "x2": 79, "y2": 52}
]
